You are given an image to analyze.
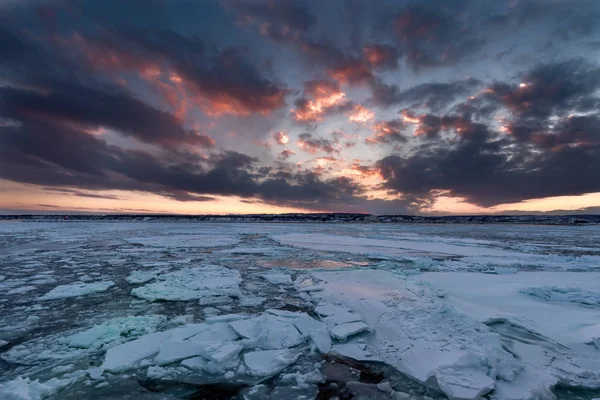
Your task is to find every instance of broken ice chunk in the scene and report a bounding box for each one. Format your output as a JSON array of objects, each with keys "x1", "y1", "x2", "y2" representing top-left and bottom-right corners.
[
  {"x1": 154, "y1": 340, "x2": 204, "y2": 366},
  {"x1": 243, "y1": 349, "x2": 300, "y2": 377},
  {"x1": 323, "y1": 311, "x2": 364, "y2": 326},
  {"x1": 239, "y1": 296, "x2": 266, "y2": 307},
  {"x1": 260, "y1": 270, "x2": 293, "y2": 285},
  {"x1": 38, "y1": 281, "x2": 114, "y2": 300},
  {"x1": 436, "y1": 368, "x2": 495, "y2": 400},
  {"x1": 125, "y1": 268, "x2": 167, "y2": 284},
  {"x1": 188, "y1": 322, "x2": 239, "y2": 342},
  {"x1": 330, "y1": 322, "x2": 369, "y2": 341},
  {"x1": 131, "y1": 266, "x2": 241, "y2": 302},
  {"x1": 101, "y1": 331, "x2": 171, "y2": 372},
  {"x1": 315, "y1": 304, "x2": 351, "y2": 317},
  {"x1": 230, "y1": 315, "x2": 304, "y2": 350},
  {"x1": 291, "y1": 314, "x2": 332, "y2": 354}
]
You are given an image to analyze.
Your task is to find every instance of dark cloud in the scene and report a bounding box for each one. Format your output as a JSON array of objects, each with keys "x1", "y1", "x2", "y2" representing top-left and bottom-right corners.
[
  {"x1": 486, "y1": 60, "x2": 600, "y2": 120},
  {"x1": 44, "y1": 188, "x2": 123, "y2": 200},
  {"x1": 377, "y1": 111, "x2": 600, "y2": 207},
  {"x1": 0, "y1": 82, "x2": 215, "y2": 148},
  {"x1": 363, "y1": 44, "x2": 400, "y2": 70},
  {"x1": 72, "y1": 29, "x2": 289, "y2": 117},
  {"x1": 366, "y1": 119, "x2": 407, "y2": 145},
  {"x1": 0, "y1": 118, "x2": 407, "y2": 211},
  {"x1": 224, "y1": 0, "x2": 317, "y2": 32},
  {"x1": 297, "y1": 133, "x2": 338, "y2": 154},
  {"x1": 371, "y1": 78, "x2": 481, "y2": 110},
  {"x1": 0, "y1": 27, "x2": 28, "y2": 63},
  {"x1": 279, "y1": 149, "x2": 295, "y2": 159},
  {"x1": 392, "y1": 3, "x2": 483, "y2": 69}
]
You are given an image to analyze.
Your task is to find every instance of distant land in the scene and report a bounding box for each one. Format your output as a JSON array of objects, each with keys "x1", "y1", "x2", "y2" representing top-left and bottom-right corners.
[{"x1": 1, "y1": 213, "x2": 599, "y2": 225}]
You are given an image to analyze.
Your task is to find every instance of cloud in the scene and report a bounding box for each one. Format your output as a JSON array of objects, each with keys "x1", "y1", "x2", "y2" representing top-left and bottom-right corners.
[
  {"x1": 273, "y1": 131, "x2": 290, "y2": 145},
  {"x1": 376, "y1": 112, "x2": 600, "y2": 207},
  {"x1": 392, "y1": 3, "x2": 483, "y2": 69},
  {"x1": 0, "y1": 82, "x2": 215, "y2": 148},
  {"x1": 363, "y1": 44, "x2": 400, "y2": 70},
  {"x1": 224, "y1": 0, "x2": 317, "y2": 32},
  {"x1": 370, "y1": 78, "x2": 481, "y2": 110},
  {"x1": 279, "y1": 149, "x2": 295, "y2": 159},
  {"x1": 366, "y1": 119, "x2": 407, "y2": 145},
  {"x1": 485, "y1": 59, "x2": 600, "y2": 120},
  {"x1": 98, "y1": 30, "x2": 289, "y2": 117},
  {"x1": 348, "y1": 104, "x2": 374, "y2": 124},
  {"x1": 297, "y1": 133, "x2": 338, "y2": 154},
  {"x1": 0, "y1": 118, "x2": 409, "y2": 212},
  {"x1": 291, "y1": 80, "x2": 350, "y2": 122}
]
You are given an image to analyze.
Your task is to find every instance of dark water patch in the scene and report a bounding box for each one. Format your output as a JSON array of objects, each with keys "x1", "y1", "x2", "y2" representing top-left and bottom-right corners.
[
  {"x1": 139, "y1": 380, "x2": 248, "y2": 399},
  {"x1": 553, "y1": 384, "x2": 600, "y2": 400}
]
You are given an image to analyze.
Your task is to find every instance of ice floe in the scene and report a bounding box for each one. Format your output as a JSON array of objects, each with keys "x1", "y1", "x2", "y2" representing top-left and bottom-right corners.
[
  {"x1": 519, "y1": 285, "x2": 600, "y2": 307},
  {"x1": 309, "y1": 268, "x2": 600, "y2": 400},
  {"x1": 259, "y1": 269, "x2": 293, "y2": 285},
  {"x1": 131, "y1": 265, "x2": 241, "y2": 301},
  {"x1": 243, "y1": 349, "x2": 300, "y2": 377},
  {"x1": 38, "y1": 281, "x2": 115, "y2": 300}
]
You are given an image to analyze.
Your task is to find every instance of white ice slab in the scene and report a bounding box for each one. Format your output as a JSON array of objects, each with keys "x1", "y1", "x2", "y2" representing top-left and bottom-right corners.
[
  {"x1": 243, "y1": 349, "x2": 300, "y2": 377},
  {"x1": 259, "y1": 270, "x2": 293, "y2": 285},
  {"x1": 68, "y1": 315, "x2": 166, "y2": 349},
  {"x1": 101, "y1": 331, "x2": 171, "y2": 372},
  {"x1": 519, "y1": 285, "x2": 600, "y2": 307},
  {"x1": 131, "y1": 265, "x2": 241, "y2": 301},
  {"x1": 38, "y1": 281, "x2": 114, "y2": 301},
  {"x1": 230, "y1": 315, "x2": 304, "y2": 350},
  {"x1": 128, "y1": 234, "x2": 238, "y2": 248},
  {"x1": 329, "y1": 322, "x2": 369, "y2": 340},
  {"x1": 125, "y1": 268, "x2": 167, "y2": 284},
  {"x1": 418, "y1": 271, "x2": 600, "y2": 345}
]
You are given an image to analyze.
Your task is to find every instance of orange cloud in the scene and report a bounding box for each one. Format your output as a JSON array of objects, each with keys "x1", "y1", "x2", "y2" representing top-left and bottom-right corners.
[
  {"x1": 348, "y1": 104, "x2": 374, "y2": 124},
  {"x1": 328, "y1": 62, "x2": 372, "y2": 85},
  {"x1": 363, "y1": 45, "x2": 399, "y2": 69},
  {"x1": 291, "y1": 80, "x2": 347, "y2": 122},
  {"x1": 273, "y1": 131, "x2": 290, "y2": 145}
]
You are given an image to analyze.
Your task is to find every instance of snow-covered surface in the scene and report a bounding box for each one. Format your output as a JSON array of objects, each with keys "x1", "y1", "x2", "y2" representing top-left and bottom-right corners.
[{"x1": 1, "y1": 221, "x2": 600, "y2": 399}]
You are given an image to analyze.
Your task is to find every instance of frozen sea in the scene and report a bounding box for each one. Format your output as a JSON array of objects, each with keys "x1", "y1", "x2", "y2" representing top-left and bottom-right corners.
[{"x1": 0, "y1": 222, "x2": 599, "y2": 400}]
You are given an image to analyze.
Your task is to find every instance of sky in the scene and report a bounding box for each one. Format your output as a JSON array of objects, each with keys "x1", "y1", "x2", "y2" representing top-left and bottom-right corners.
[{"x1": 1, "y1": 0, "x2": 600, "y2": 215}]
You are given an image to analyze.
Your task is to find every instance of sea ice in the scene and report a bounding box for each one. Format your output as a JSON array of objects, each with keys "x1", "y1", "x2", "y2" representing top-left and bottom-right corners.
[
  {"x1": 435, "y1": 368, "x2": 495, "y2": 400},
  {"x1": 0, "y1": 376, "x2": 79, "y2": 400},
  {"x1": 259, "y1": 270, "x2": 293, "y2": 285},
  {"x1": 243, "y1": 349, "x2": 300, "y2": 377},
  {"x1": 154, "y1": 340, "x2": 206, "y2": 366},
  {"x1": 128, "y1": 234, "x2": 238, "y2": 248},
  {"x1": 520, "y1": 285, "x2": 600, "y2": 307},
  {"x1": 101, "y1": 331, "x2": 172, "y2": 372},
  {"x1": 323, "y1": 310, "x2": 364, "y2": 326},
  {"x1": 290, "y1": 313, "x2": 331, "y2": 353},
  {"x1": 239, "y1": 296, "x2": 266, "y2": 307},
  {"x1": 230, "y1": 314, "x2": 304, "y2": 350},
  {"x1": 131, "y1": 265, "x2": 241, "y2": 301},
  {"x1": 67, "y1": 315, "x2": 166, "y2": 349},
  {"x1": 6, "y1": 286, "x2": 37, "y2": 295},
  {"x1": 125, "y1": 268, "x2": 167, "y2": 284},
  {"x1": 329, "y1": 322, "x2": 369, "y2": 340},
  {"x1": 38, "y1": 281, "x2": 115, "y2": 300}
]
